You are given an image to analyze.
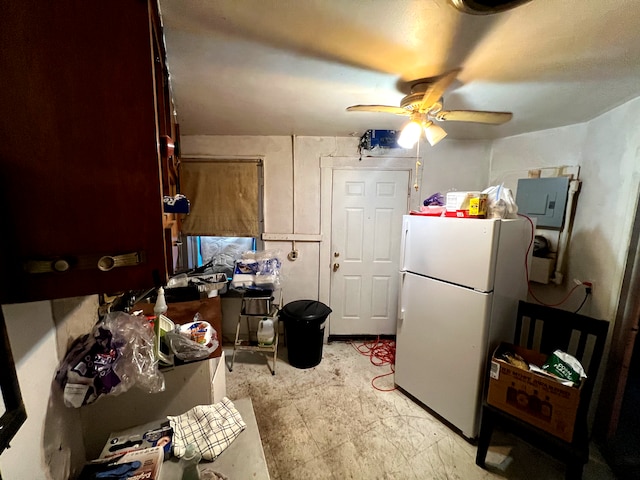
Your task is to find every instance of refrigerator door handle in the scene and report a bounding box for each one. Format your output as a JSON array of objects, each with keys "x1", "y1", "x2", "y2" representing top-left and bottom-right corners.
[
  {"x1": 397, "y1": 271, "x2": 406, "y2": 322},
  {"x1": 400, "y1": 217, "x2": 410, "y2": 271}
]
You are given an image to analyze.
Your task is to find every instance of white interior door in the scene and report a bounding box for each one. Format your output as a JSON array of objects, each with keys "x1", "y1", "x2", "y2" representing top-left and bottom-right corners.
[{"x1": 329, "y1": 169, "x2": 409, "y2": 335}]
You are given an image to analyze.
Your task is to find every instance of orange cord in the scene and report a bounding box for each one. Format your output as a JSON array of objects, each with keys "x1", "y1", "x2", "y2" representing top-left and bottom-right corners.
[{"x1": 350, "y1": 337, "x2": 396, "y2": 392}]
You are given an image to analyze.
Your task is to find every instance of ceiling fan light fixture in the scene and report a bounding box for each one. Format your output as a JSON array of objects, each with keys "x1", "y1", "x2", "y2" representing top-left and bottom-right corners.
[
  {"x1": 448, "y1": 0, "x2": 532, "y2": 15},
  {"x1": 424, "y1": 122, "x2": 447, "y2": 146},
  {"x1": 397, "y1": 119, "x2": 422, "y2": 149}
]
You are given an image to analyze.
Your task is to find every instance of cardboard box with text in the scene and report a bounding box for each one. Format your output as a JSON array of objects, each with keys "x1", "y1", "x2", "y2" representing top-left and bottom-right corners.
[{"x1": 487, "y1": 342, "x2": 582, "y2": 442}]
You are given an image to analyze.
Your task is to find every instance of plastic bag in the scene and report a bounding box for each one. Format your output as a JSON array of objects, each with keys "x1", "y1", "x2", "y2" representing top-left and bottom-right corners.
[
  {"x1": 165, "y1": 313, "x2": 219, "y2": 362},
  {"x1": 423, "y1": 192, "x2": 445, "y2": 206},
  {"x1": 540, "y1": 350, "x2": 586, "y2": 387},
  {"x1": 232, "y1": 249, "x2": 282, "y2": 289},
  {"x1": 55, "y1": 312, "x2": 165, "y2": 408},
  {"x1": 483, "y1": 184, "x2": 518, "y2": 219}
]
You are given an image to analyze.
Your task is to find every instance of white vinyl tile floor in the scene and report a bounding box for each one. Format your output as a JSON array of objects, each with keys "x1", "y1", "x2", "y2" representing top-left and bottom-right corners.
[{"x1": 224, "y1": 341, "x2": 615, "y2": 480}]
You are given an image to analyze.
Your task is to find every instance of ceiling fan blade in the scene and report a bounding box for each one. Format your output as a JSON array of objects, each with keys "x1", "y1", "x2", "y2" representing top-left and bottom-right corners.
[
  {"x1": 346, "y1": 105, "x2": 409, "y2": 115},
  {"x1": 419, "y1": 68, "x2": 462, "y2": 113},
  {"x1": 435, "y1": 110, "x2": 513, "y2": 124}
]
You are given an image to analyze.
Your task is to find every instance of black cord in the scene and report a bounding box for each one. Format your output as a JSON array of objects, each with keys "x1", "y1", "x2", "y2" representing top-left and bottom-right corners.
[
  {"x1": 574, "y1": 291, "x2": 590, "y2": 313},
  {"x1": 358, "y1": 131, "x2": 368, "y2": 161}
]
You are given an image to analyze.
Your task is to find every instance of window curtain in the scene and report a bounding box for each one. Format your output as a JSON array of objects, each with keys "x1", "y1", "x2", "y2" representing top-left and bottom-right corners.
[{"x1": 180, "y1": 159, "x2": 260, "y2": 237}]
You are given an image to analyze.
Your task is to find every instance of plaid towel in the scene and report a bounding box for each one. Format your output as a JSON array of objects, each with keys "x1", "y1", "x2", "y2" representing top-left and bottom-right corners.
[{"x1": 168, "y1": 397, "x2": 246, "y2": 461}]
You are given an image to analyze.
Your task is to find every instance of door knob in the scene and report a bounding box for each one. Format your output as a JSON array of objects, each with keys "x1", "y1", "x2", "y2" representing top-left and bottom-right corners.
[{"x1": 333, "y1": 263, "x2": 340, "y2": 272}]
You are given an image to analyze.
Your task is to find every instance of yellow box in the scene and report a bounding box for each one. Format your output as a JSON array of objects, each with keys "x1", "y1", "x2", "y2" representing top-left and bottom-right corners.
[{"x1": 468, "y1": 194, "x2": 487, "y2": 218}]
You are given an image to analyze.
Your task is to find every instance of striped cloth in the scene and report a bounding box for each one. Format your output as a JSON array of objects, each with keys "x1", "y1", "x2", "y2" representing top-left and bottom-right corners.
[{"x1": 168, "y1": 397, "x2": 246, "y2": 461}]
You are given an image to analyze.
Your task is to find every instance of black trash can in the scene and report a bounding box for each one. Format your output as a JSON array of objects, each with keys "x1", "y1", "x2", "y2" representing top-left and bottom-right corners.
[{"x1": 280, "y1": 300, "x2": 332, "y2": 369}]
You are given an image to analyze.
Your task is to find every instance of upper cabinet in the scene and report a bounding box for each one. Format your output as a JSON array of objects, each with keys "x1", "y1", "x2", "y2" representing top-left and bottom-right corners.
[{"x1": 0, "y1": 0, "x2": 178, "y2": 303}]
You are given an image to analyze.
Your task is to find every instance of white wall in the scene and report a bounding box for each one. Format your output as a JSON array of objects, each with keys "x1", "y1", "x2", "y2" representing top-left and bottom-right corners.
[
  {"x1": 490, "y1": 96, "x2": 640, "y2": 320},
  {"x1": 181, "y1": 135, "x2": 491, "y2": 315},
  {"x1": 0, "y1": 297, "x2": 96, "y2": 479},
  {"x1": 422, "y1": 138, "x2": 493, "y2": 195}
]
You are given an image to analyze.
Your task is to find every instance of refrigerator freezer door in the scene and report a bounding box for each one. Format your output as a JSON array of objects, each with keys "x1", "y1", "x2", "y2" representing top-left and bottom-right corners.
[
  {"x1": 400, "y1": 216, "x2": 500, "y2": 292},
  {"x1": 395, "y1": 272, "x2": 493, "y2": 438}
]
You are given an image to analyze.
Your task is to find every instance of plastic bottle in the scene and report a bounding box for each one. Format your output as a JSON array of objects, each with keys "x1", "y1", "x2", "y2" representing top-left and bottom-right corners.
[
  {"x1": 154, "y1": 287, "x2": 168, "y2": 318},
  {"x1": 179, "y1": 443, "x2": 202, "y2": 480},
  {"x1": 257, "y1": 318, "x2": 275, "y2": 346}
]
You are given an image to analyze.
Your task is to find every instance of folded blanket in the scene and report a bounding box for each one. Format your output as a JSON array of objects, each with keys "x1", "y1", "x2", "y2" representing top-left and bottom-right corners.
[{"x1": 168, "y1": 397, "x2": 246, "y2": 461}]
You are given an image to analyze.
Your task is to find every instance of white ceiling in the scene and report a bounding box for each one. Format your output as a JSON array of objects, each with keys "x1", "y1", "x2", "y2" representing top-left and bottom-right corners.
[{"x1": 159, "y1": 0, "x2": 640, "y2": 140}]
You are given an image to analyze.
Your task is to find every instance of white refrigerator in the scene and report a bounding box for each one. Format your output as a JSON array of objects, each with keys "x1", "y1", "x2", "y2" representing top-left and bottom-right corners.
[{"x1": 395, "y1": 215, "x2": 532, "y2": 438}]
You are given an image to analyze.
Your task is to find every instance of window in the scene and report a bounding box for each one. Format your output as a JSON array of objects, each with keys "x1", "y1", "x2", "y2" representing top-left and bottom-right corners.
[
  {"x1": 179, "y1": 158, "x2": 263, "y2": 273},
  {"x1": 184, "y1": 236, "x2": 256, "y2": 277}
]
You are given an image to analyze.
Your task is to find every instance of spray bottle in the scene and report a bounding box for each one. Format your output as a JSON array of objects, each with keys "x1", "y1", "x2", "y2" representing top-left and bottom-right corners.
[
  {"x1": 154, "y1": 287, "x2": 168, "y2": 318},
  {"x1": 179, "y1": 443, "x2": 202, "y2": 480}
]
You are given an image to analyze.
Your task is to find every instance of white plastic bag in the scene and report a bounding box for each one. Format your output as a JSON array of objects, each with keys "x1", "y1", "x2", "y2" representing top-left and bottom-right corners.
[
  {"x1": 166, "y1": 314, "x2": 219, "y2": 362},
  {"x1": 483, "y1": 184, "x2": 518, "y2": 219}
]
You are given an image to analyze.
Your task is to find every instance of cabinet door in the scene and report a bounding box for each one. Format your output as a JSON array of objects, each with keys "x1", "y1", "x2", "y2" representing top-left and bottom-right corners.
[{"x1": 0, "y1": 1, "x2": 169, "y2": 303}]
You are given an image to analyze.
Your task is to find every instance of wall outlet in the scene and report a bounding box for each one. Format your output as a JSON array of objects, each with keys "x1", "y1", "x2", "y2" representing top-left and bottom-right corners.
[
  {"x1": 583, "y1": 281, "x2": 594, "y2": 294},
  {"x1": 573, "y1": 278, "x2": 594, "y2": 294}
]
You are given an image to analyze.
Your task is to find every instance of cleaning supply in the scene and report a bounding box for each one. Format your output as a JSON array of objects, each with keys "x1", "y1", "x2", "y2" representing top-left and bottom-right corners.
[
  {"x1": 257, "y1": 318, "x2": 275, "y2": 346},
  {"x1": 154, "y1": 287, "x2": 168, "y2": 317},
  {"x1": 179, "y1": 443, "x2": 202, "y2": 480},
  {"x1": 153, "y1": 286, "x2": 174, "y2": 366}
]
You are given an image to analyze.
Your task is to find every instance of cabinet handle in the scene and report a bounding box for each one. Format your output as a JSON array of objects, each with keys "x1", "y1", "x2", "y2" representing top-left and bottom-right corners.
[
  {"x1": 24, "y1": 251, "x2": 145, "y2": 274},
  {"x1": 160, "y1": 135, "x2": 175, "y2": 158}
]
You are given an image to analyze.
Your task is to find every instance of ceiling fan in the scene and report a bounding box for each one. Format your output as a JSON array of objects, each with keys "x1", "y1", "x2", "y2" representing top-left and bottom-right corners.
[{"x1": 346, "y1": 69, "x2": 513, "y2": 148}]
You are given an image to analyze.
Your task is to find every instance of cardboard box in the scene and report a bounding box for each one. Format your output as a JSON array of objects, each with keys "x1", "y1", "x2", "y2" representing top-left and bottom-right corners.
[
  {"x1": 445, "y1": 192, "x2": 487, "y2": 218},
  {"x1": 468, "y1": 194, "x2": 487, "y2": 218},
  {"x1": 487, "y1": 342, "x2": 582, "y2": 442},
  {"x1": 99, "y1": 420, "x2": 173, "y2": 461},
  {"x1": 80, "y1": 446, "x2": 164, "y2": 480}
]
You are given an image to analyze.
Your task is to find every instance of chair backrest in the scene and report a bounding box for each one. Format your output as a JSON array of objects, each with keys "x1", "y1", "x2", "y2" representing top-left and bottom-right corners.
[{"x1": 514, "y1": 301, "x2": 609, "y2": 416}]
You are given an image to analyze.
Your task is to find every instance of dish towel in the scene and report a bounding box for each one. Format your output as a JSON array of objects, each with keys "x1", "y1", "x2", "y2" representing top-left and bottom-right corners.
[{"x1": 168, "y1": 397, "x2": 246, "y2": 461}]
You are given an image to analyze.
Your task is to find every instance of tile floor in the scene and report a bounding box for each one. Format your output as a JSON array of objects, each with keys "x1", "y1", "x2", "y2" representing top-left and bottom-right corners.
[{"x1": 225, "y1": 342, "x2": 616, "y2": 480}]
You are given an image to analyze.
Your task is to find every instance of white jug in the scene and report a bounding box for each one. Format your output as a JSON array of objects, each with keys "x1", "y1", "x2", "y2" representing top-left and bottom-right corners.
[{"x1": 257, "y1": 318, "x2": 275, "y2": 346}]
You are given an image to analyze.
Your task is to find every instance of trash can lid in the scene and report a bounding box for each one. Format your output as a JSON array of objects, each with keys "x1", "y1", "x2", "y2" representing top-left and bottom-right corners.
[{"x1": 281, "y1": 300, "x2": 332, "y2": 322}]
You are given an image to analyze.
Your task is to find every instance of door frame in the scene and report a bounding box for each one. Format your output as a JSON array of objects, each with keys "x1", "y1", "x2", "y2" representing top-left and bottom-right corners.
[
  {"x1": 595, "y1": 196, "x2": 640, "y2": 440},
  {"x1": 319, "y1": 156, "x2": 421, "y2": 337}
]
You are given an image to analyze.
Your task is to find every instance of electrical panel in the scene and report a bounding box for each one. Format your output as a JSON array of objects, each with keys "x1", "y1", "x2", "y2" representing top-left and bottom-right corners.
[
  {"x1": 516, "y1": 177, "x2": 570, "y2": 229},
  {"x1": 364, "y1": 129, "x2": 399, "y2": 149}
]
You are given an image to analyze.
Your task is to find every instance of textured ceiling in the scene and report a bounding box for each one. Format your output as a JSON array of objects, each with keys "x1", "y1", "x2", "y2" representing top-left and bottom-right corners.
[{"x1": 159, "y1": 0, "x2": 640, "y2": 140}]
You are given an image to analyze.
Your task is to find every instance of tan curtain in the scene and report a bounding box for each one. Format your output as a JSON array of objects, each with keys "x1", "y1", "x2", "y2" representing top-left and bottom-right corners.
[{"x1": 180, "y1": 159, "x2": 260, "y2": 237}]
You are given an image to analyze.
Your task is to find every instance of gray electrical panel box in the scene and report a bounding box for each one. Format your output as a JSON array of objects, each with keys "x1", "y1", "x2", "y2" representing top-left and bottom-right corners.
[{"x1": 516, "y1": 177, "x2": 570, "y2": 229}]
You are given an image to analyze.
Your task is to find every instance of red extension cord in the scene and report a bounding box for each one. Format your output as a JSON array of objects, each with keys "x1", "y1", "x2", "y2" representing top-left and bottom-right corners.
[{"x1": 350, "y1": 338, "x2": 396, "y2": 392}]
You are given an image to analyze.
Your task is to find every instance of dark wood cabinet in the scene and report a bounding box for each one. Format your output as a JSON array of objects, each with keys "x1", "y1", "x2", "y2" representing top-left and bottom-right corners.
[{"x1": 0, "y1": 0, "x2": 178, "y2": 303}]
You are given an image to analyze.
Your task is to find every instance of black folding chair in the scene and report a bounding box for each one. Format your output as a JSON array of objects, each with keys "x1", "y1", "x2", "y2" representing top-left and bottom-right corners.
[{"x1": 475, "y1": 300, "x2": 609, "y2": 480}]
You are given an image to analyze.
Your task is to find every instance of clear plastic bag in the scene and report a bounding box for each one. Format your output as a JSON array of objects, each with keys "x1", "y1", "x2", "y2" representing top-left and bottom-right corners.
[
  {"x1": 55, "y1": 312, "x2": 165, "y2": 408},
  {"x1": 232, "y1": 249, "x2": 282, "y2": 289},
  {"x1": 483, "y1": 184, "x2": 518, "y2": 219},
  {"x1": 165, "y1": 313, "x2": 219, "y2": 362}
]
